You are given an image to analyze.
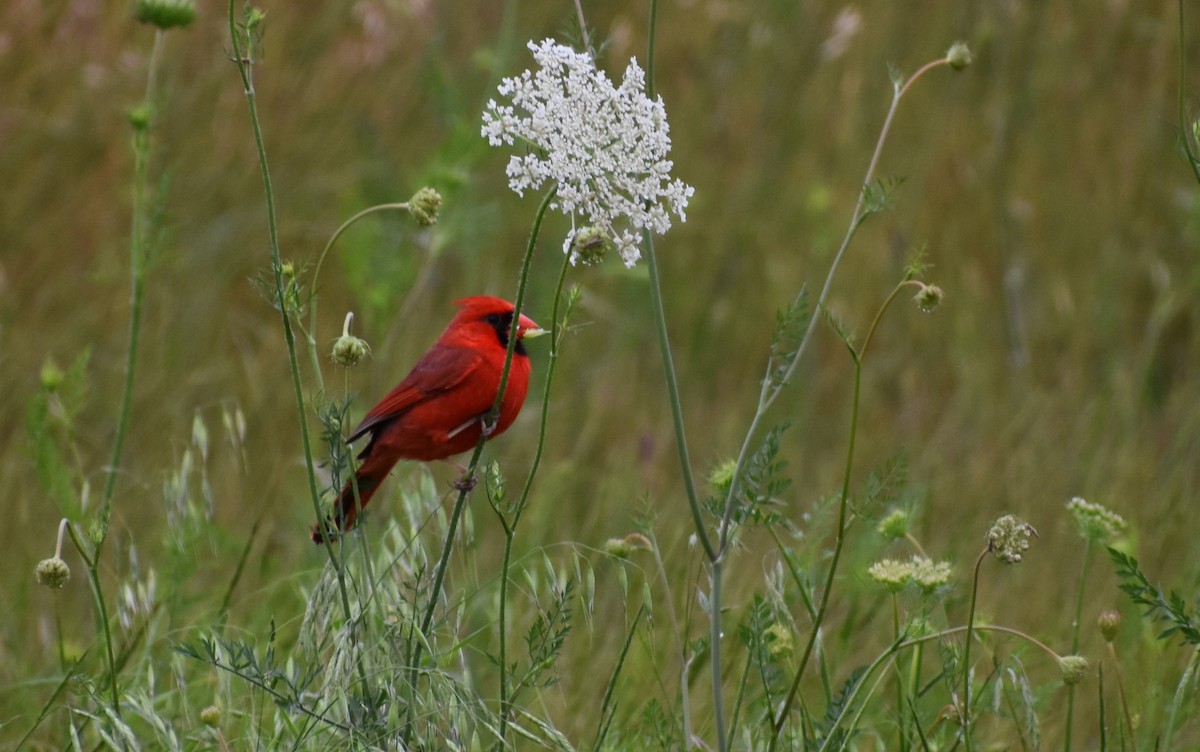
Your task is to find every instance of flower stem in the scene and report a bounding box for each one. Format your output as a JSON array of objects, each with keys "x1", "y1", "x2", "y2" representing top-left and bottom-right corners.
[
  {"x1": 961, "y1": 547, "x2": 989, "y2": 749},
  {"x1": 1064, "y1": 538, "x2": 1093, "y2": 752},
  {"x1": 770, "y1": 349, "x2": 863, "y2": 745},
  {"x1": 412, "y1": 186, "x2": 554, "y2": 673},
  {"x1": 498, "y1": 242, "x2": 572, "y2": 747}
]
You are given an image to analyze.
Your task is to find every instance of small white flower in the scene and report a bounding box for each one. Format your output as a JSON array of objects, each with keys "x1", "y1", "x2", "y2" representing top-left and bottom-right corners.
[{"x1": 482, "y1": 39, "x2": 695, "y2": 267}]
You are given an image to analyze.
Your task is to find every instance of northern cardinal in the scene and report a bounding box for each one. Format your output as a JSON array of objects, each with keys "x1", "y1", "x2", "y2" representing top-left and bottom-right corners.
[{"x1": 312, "y1": 296, "x2": 546, "y2": 542}]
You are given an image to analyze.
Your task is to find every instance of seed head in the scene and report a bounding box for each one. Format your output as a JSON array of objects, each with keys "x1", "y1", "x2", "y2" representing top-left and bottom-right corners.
[
  {"x1": 986, "y1": 514, "x2": 1037, "y2": 564},
  {"x1": 946, "y1": 42, "x2": 973, "y2": 71},
  {"x1": 408, "y1": 187, "x2": 443, "y2": 226},
  {"x1": 914, "y1": 283, "x2": 945, "y2": 313},
  {"x1": 1058, "y1": 655, "x2": 1090, "y2": 686},
  {"x1": 36, "y1": 557, "x2": 71, "y2": 589}
]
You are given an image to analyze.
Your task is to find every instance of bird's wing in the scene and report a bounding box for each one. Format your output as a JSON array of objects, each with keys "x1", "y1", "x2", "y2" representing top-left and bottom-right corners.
[{"x1": 347, "y1": 345, "x2": 486, "y2": 442}]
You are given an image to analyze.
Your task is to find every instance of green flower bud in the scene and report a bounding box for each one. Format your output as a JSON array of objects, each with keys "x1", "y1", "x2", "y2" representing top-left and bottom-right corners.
[
  {"x1": 1058, "y1": 655, "x2": 1090, "y2": 686},
  {"x1": 36, "y1": 557, "x2": 71, "y2": 589},
  {"x1": 128, "y1": 103, "x2": 153, "y2": 132},
  {"x1": 134, "y1": 0, "x2": 198, "y2": 29},
  {"x1": 199, "y1": 704, "x2": 221, "y2": 728},
  {"x1": 1066, "y1": 497, "x2": 1126, "y2": 543},
  {"x1": 331, "y1": 312, "x2": 370, "y2": 368},
  {"x1": 764, "y1": 623, "x2": 793, "y2": 658},
  {"x1": 876, "y1": 509, "x2": 911, "y2": 540},
  {"x1": 708, "y1": 459, "x2": 738, "y2": 493},
  {"x1": 603, "y1": 533, "x2": 652, "y2": 559},
  {"x1": 1098, "y1": 610, "x2": 1121, "y2": 642},
  {"x1": 332, "y1": 335, "x2": 369, "y2": 368},
  {"x1": 408, "y1": 187, "x2": 443, "y2": 226},
  {"x1": 946, "y1": 42, "x2": 972, "y2": 71},
  {"x1": 40, "y1": 360, "x2": 65, "y2": 392},
  {"x1": 569, "y1": 226, "x2": 614, "y2": 266}
]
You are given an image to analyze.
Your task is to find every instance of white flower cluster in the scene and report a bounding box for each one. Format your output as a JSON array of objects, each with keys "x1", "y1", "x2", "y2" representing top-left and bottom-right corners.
[{"x1": 482, "y1": 39, "x2": 695, "y2": 267}]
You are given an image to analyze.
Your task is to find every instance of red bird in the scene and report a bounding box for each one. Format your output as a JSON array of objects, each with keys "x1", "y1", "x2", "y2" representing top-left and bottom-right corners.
[{"x1": 312, "y1": 296, "x2": 545, "y2": 543}]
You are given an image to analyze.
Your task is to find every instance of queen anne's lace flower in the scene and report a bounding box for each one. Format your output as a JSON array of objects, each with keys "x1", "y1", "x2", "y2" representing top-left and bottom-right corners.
[{"x1": 482, "y1": 39, "x2": 695, "y2": 267}]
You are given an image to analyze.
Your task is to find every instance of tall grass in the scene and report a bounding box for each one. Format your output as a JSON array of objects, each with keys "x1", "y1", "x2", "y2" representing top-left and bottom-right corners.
[{"x1": 4, "y1": 1, "x2": 1200, "y2": 749}]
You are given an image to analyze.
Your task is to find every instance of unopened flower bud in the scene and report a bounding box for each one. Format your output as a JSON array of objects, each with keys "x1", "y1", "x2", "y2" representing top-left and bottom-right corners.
[
  {"x1": 40, "y1": 360, "x2": 65, "y2": 392},
  {"x1": 1058, "y1": 655, "x2": 1090, "y2": 686},
  {"x1": 1098, "y1": 610, "x2": 1121, "y2": 642},
  {"x1": 764, "y1": 623, "x2": 794, "y2": 657},
  {"x1": 708, "y1": 459, "x2": 738, "y2": 493},
  {"x1": 604, "y1": 533, "x2": 652, "y2": 559},
  {"x1": 128, "y1": 103, "x2": 153, "y2": 132},
  {"x1": 331, "y1": 312, "x2": 370, "y2": 368},
  {"x1": 36, "y1": 557, "x2": 71, "y2": 589},
  {"x1": 134, "y1": 0, "x2": 198, "y2": 29},
  {"x1": 914, "y1": 283, "x2": 944, "y2": 313},
  {"x1": 877, "y1": 509, "x2": 911, "y2": 540},
  {"x1": 408, "y1": 187, "x2": 443, "y2": 226},
  {"x1": 199, "y1": 704, "x2": 221, "y2": 728},
  {"x1": 946, "y1": 42, "x2": 972, "y2": 71},
  {"x1": 568, "y1": 226, "x2": 614, "y2": 266}
]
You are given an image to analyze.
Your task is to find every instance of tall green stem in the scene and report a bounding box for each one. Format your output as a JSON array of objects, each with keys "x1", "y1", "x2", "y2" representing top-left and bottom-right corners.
[
  {"x1": 414, "y1": 187, "x2": 555, "y2": 663},
  {"x1": 497, "y1": 247, "x2": 572, "y2": 748},
  {"x1": 960, "y1": 548, "x2": 989, "y2": 749},
  {"x1": 770, "y1": 350, "x2": 863, "y2": 746},
  {"x1": 1063, "y1": 538, "x2": 1093, "y2": 752}
]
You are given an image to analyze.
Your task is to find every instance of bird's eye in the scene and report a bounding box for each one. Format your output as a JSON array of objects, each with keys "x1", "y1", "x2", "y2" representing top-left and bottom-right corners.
[{"x1": 485, "y1": 313, "x2": 502, "y2": 325}]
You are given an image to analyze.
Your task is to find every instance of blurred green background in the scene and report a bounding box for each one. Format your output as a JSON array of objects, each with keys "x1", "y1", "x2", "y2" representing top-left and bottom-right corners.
[{"x1": 3, "y1": 0, "x2": 1199, "y2": 744}]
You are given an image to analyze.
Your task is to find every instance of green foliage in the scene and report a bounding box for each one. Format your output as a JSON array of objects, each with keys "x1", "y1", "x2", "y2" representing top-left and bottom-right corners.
[{"x1": 1109, "y1": 547, "x2": 1200, "y2": 646}]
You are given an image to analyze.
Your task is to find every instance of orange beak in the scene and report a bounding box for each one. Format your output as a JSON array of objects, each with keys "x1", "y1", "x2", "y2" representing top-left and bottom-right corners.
[{"x1": 516, "y1": 313, "x2": 547, "y2": 339}]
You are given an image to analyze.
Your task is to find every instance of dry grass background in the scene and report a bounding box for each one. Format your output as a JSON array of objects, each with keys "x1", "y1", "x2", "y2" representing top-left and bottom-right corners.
[{"x1": 2, "y1": 0, "x2": 1199, "y2": 746}]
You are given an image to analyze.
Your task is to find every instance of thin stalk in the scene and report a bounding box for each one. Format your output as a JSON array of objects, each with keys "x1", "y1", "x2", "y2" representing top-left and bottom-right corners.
[
  {"x1": 893, "y1": 594, "x2": 909, "y2": 752},
  {"x1": 226, "y1": 3, "x2": 352, "y2": 612},
  {"x1": 1063, "y1": 538, "x2": 1093, "y2": 752},
  {"x1": 413, "y1": 186, "x2": 554, "y2": 662},
  {"x1": 770, "y1": 349, "x2": 863, "y2": 746},
  {"x1": 647, "y1": 530, "x2": 695, "y2": 748},
  {"x1": 305, "y1": 202, "x2": 412, "y2": 391},
  {"x1": 498, "y1": 249, "x2": 572, "y2": 748},
  {"x1": 960, "y1": 548, "x2": 990, "y2": 750},
  {"x1": 1105, "y1": 641, "x2": 1136, "y2": 745},
  {"x1": 715, "y1": 59, "x2": 952, "y2": 565},
  {"x1": 66, "y1": 524, "x2": 119, "y2": 715},
  {"x1": 98, "y1": 29, "x2": 164, "y2": 542}
]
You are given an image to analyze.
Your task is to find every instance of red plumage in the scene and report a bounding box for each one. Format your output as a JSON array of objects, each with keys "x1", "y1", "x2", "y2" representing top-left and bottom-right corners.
[{"x1": 312, "y1": 296, "x2": 544, "y2": 543}]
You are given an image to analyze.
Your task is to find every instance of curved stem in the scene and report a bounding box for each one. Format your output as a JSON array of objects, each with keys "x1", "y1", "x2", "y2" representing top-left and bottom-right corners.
[
  {"x1": 960, "y1": 548, "x2": 989, "y2": 749},
  {"x1": 66, "y1": 524, "x2": 119, "y2": 714},
  {"x1": 716, "y1": 57, "x2": 952, "y2": 567},
  {"x1": 305, "y1": 202, "x2": 412, "y2": 391}
]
